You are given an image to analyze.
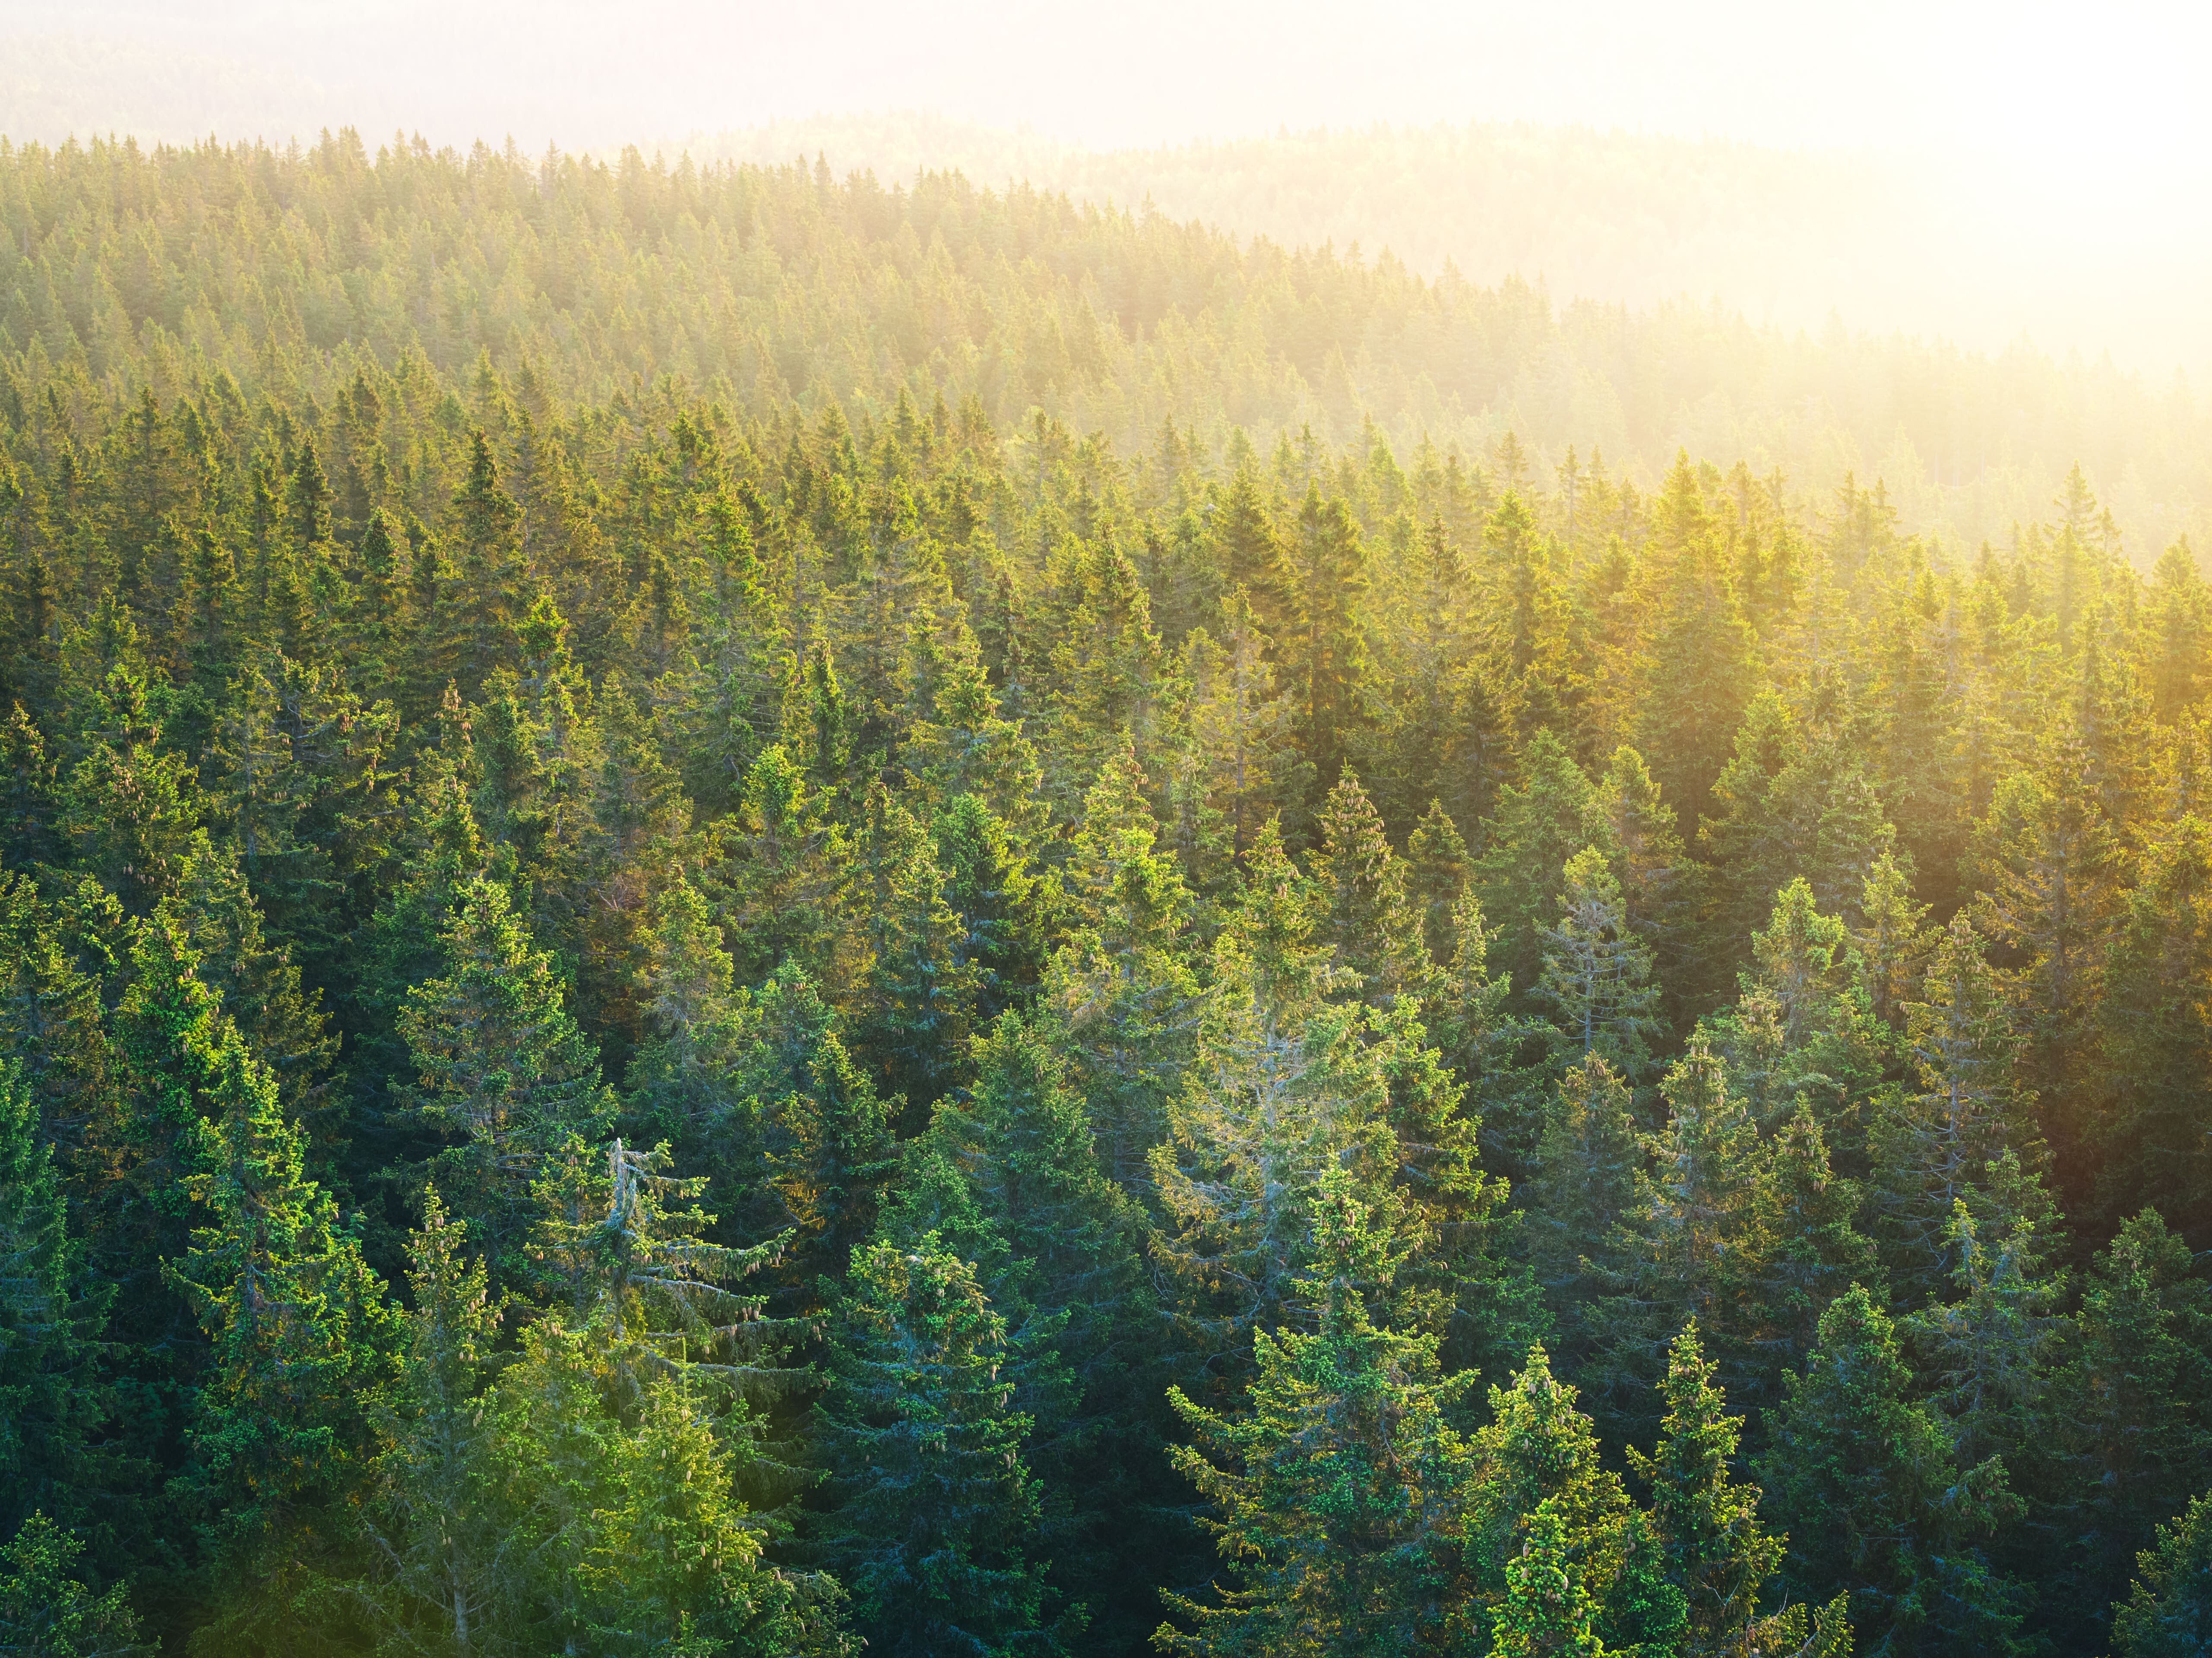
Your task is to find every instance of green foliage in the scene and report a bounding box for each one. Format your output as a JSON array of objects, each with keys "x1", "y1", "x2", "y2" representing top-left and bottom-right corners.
[
  {"x1": 0, "y1": 125, "x2": 2202, "y2": 1658},
  {"x1": 1159, "y1": 1170, "x2": 1478, "y2": 1657},
  {"x1": 816, "y1": 1237, "x2": 1074, "y2": 1657},
  {"x1": 2111, "y1": 1491, "x2": 2212, "y2": 1658},
  {"x1": 0, "y1": 1512, "x2": 149, "y2": 1658}
]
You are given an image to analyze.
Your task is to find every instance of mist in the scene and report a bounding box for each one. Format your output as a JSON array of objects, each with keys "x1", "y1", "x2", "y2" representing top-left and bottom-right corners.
[{"x1": 4, "y1": 0, "x2": 2207, "y2": 374}]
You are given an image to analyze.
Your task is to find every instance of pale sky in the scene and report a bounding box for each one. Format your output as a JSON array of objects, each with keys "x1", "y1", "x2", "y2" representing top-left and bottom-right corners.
[{"x1": 3, "y1": 0, "x2": 2208, "y2": 370}]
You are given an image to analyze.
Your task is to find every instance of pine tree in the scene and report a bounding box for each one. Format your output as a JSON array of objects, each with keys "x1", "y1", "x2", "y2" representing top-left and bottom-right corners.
[
  {"x1": 2109, "y1": 1490, "x2": 2212, "y2": 1658},
  {"x1": 398, "y1": 876, "x2": 615, "y2": 1280},
  {"x1": 815, "y1": 1237, "x2": 1074, "y2": 1657},
  {"x1": 1534, "y1": 846, "x2": 1663, "y2": 1082},
  {"x1": 0, "y1": 1512, "x2": 149, "y2": 1658},
  {"x1": 1158, "y1": 1169, "x2": 1480, "y2": 1658},
  {"x1": 165, "y1": 1027, "x2": 398, "y2": 1642},
  {"x1": 1760, "y1": 1285, "x2": 2025, "y2": 1655}
]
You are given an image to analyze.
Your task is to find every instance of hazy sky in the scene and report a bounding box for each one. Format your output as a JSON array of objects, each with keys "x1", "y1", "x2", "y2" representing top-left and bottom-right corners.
[{"x1": 3, "y1": 0, "x2": 2208, "y2": 369}]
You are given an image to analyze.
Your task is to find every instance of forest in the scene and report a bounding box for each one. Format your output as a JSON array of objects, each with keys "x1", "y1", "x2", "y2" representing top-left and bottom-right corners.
[{"x1": 2, "y1": 131, "x2": 2212, "y2": 1657}]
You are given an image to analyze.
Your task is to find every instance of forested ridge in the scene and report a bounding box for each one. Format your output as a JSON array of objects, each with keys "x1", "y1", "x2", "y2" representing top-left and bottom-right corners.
[{"x1": 3, "y1": 131, "x2": 2212, "y2": 1658}]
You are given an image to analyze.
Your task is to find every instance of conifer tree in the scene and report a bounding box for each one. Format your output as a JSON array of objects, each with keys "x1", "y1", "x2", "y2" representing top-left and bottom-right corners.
[
  {"x1": 1626, "y1": 1321, "x2": 1847, "y2": 1658},
  {"x1": 1523, "y1": 1054, "x2": 1639, "y2": 1363},
  {"x1": 1535, "y1": 845, "x2": 1663, "y2": 1081},
  {"x1": 0, "y1": 1060, "x2": 117, "y2": 1546},
  {"x1": 398, "y1": 876, "x2": 615, "y2": 1279},
  {"x1": 2098, "y1": 815, "x2": 2212, "y2": 1231},
  {"x1": 706, "y1": 742, "x2": 846, "y2": 987},
  {"x1": 1286, "y1": 484, "x2": 1371, "y2": 796},
  {"x1": 1462, "y1": 1346, "x2": 1634, "y2": 1640},
  {"x1": 356, "y1": 1193, "x2": 517, "y2": 1653},
  {"x1": 1475, "y1": 730, "x2": 1604, "y2": 994},
  {"x1": 1312, "y1": 769, "x2": 1432, "y2": 1012},
  {"x1": 1601, "y1": 1036, "x2": 1778, "y2": 1421},
  {"x1": 166, "y1": 1028, "x2": 398, "y2": 1642},
  {"x1": 1595, "y1": 744, "x2": 1697, "y2": 1000},
  {"x1": 1492, "y1": 1500, "x2": 1607, "y2": 1658},
  {"x1": 1041, "y1": 749, "x2": 1201, "y2": 1191},
  {"x1": 0, "y1": 1512, "x2": 149, "y2": 1658},
  {"x1": 1870, "y1": 909, "x2": 2041, "y2": 1297},
  {"x1": 2109, "y1": 1490, "x2": 2212, "y2": 1658},
  {"x1": 1900, "y1": 1165, "x2": 2066, "y2": 1471},
  {"x1": 1149, "y1": 821, "x2": 1399, "y2": 1367},
  {"x1": 1158, "y1": 1169, "x2": 1479, "y2": 1658},
  {"x1": 1760, "y1": 1285, "x2": 2025, "y2": 1655},
  {"x1": 2051, "y1": 1209, "x2": 2212, "y2": 1642},
  {"x1": 816, "y1": 1237, "x2": 1074, "y2": 1657},
  {"x1": 851, "y1": 780, "x2": 977, "y2": 1105}
]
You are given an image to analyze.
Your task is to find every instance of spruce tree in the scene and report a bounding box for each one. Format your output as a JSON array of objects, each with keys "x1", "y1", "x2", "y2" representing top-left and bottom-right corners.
[
  {"x1": 165, "y1": 1027, "x2": 398, "y2": 1643},
  {"x1": 0, "y1": 1060, "x2": 117, "y2": 1546},
  {"x1": 398, "y1": 876, "x2": 615, "y2": 1281},
  {"x1": 2109, "y1": 1491, "x2": 2212, "y2": 1658},
  {"x1": 2051, "y1": 1209, "x2": 2212, "y2": 1643},
  {"x1": 1870, "y1": 909, "x2": 2042, "y2": 1298},
  {"x1": 1158, "y1": 1169, "x2": 1480, "y2": 1658},
  {"x1": 1535, "y1": 845, "x2": 1663, "y2": 1082},
  {"x1": 1760, "y1": 1285, "x2": 2025, "y2": 1655},
  {"x1": 816, "y1": 1237, "x2": 1074, "y2": 1657},
  {"x1": 0, "y1": 1512, "x2": 149, "y2": 1658}
]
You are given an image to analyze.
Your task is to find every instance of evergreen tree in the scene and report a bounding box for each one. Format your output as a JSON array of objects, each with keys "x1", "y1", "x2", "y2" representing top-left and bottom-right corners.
[
  {"x1": 1900, "y1": 1168, "x2": 2066, "y2": 1471},
  {"x1": 1600, "y1": 1036, "x2": 1778, "y2": 1424},
  {"x1": 1534, "y1": 845, "x2": 1663, "y2": 1082},
  {"x1": 1760, "y1": 1285, "x2": 2025, "y2": 1656},
  {"x1": 1627, "y1": 1321, "x2": 1846, "y2": 1658},
  {"x1": 397, "y1": 876, "x2": 615, "y2": 1281},
  {"x1": 165, "y1": 1027, "x2": 398, "y2": 1645},
  {"x1": 1158, "y1": 1169, "x2": 1479, "y2": 1658},
  {"x1": 816, "y1": 1237, "x2": 1074, "y2": 1657},
  {"x1": 1311, "y1": 769, "x2": 1432, "y2": 1012},
  {"x1": 1870, "y1": 910, "x2": 2041, "y2": 1298},
  {"x1": 0, "y1": 1060, "x2": 117, "y2": 1546},
  {"x1": 2050, "y1": 1209, "x2": 2212, "y2": 1646},
  {"x1": 0, "y1": 1512, "x2": 149, "y2": 1658},
  {"x1": 355, "y1": 1193, "x2": 517, "y2": 1654},
  {"x1": 2109, "y1": 1490, "x2": 2212, "y2": 1658},
  {"x1": 1474, "y1": 730, "x2": 1601, "y2": 997}
]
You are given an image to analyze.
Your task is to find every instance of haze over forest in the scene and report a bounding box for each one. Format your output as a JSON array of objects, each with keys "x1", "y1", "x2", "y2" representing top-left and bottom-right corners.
[{"x1": 3, "y1": 6, "x2": 2212, "y2": 1657}]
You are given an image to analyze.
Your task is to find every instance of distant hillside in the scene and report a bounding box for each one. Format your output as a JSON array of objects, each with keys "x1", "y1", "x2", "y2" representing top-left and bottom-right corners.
[
  {"x1": 0, "y1": 132, "x2": 2205, "y2": 557},
  {"x1": 683, "y1": 113, "x2": 2212, "y2": 382}
]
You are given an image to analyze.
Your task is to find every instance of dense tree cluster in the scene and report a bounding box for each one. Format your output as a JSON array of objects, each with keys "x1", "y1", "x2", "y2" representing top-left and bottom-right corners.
[{"x1": 3, "y1": 134, "x2": 2212, "y2": 1657}]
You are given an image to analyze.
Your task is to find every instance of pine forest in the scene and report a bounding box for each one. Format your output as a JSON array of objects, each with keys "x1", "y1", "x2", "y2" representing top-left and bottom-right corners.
[{"x1": 4, "y1": 130, "x2": 2212, "y2": 1658}]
